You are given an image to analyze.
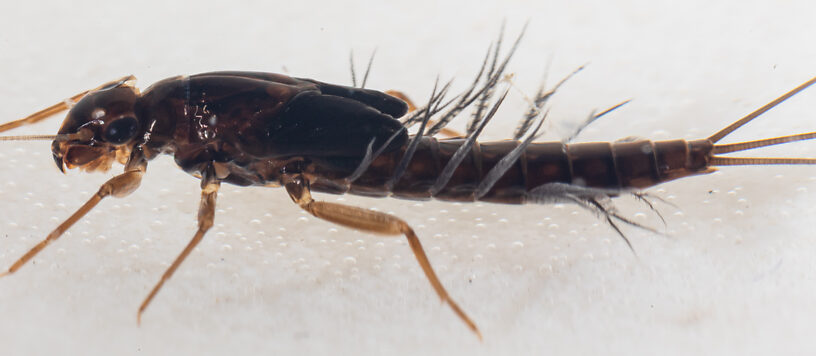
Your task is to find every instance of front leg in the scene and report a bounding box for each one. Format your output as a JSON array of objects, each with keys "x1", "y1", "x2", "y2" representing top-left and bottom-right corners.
[
  {"x1": 282, "y1": 174, "x2": 481, "y2": 339},
  {"x1": 0, "y1": 164, "x2": 145, "y2": 277}
]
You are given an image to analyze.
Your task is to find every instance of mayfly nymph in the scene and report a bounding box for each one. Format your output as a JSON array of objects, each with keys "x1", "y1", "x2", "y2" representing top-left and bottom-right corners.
[{"x1": 1, "y1": 31, "x2": 814, "y2": 339}]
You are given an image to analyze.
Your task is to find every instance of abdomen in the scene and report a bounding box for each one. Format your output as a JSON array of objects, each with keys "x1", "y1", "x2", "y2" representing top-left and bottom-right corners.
[{"x1": 307, "y1": 136, "x2": 714, "y2": 204}]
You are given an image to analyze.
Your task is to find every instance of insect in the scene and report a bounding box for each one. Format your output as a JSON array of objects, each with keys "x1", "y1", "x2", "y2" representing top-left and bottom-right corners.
[{"x1": 0, "y1": 32, "x2": 814, "y2": 340}]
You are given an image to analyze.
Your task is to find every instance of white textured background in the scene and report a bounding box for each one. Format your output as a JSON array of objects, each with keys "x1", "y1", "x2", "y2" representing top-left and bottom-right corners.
[{"x1": 1, "y1": 1, "x2": 815, "y2": 355}]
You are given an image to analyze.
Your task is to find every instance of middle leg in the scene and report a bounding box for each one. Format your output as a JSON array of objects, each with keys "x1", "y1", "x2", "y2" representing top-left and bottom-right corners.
[{"x1": 137, "y1": 176, "x2": 221, "y2": 323}]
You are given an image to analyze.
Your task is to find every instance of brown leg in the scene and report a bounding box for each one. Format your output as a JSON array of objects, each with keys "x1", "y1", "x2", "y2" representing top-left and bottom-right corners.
[
  {"x1": 137, "y1": 180, "x2": 220, "y2": 324},
  {"x1": 0, "y1": 75, "x2": 135, "y2": 133},
  {"x1": 283, "y1": 174, "x2": 481, "y2": 339},
  {"x1": 0, "y1": 168, "x2": 144, "y2": 277}
]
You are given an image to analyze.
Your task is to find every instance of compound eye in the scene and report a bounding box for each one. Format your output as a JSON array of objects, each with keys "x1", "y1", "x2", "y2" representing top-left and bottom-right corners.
[{"x1": 103, "y1": 116, "x2": 139, "y2": 144}]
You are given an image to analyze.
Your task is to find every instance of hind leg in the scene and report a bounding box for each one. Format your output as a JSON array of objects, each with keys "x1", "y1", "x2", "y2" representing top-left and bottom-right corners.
[{"x1": 282, "y1": 173, "x2": 481, "y2": 339}]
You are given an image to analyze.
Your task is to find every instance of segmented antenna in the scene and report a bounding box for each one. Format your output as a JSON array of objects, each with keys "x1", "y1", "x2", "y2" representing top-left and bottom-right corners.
[
  {"x1": 0, "y1": 130, "x2": 92, "y2": 142},
  {"x1": 0, "y1": 134, "x2": 60, "y2": 141}
]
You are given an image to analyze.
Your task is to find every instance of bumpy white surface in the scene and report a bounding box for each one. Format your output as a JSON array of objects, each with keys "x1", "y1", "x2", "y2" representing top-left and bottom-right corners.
[{"x1": 1, "y1": 1, "x2": 815, "y2": 355}]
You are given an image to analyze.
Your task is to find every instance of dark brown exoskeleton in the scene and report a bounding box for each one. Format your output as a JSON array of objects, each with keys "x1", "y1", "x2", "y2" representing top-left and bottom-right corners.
[{"x1": 1, "y1": 57, "x2": 815, "y2": 338}]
